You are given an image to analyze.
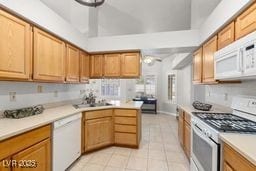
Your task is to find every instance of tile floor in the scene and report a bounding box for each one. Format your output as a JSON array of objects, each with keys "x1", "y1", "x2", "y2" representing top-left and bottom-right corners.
[{"x1": 69, "y1": 113, "x2": 190, "y2": 171}]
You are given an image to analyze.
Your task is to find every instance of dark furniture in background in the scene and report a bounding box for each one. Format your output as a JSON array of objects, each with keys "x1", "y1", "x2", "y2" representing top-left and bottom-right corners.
[{"x1": 133, "y1": 98, "x2": 157, "y2": 114}]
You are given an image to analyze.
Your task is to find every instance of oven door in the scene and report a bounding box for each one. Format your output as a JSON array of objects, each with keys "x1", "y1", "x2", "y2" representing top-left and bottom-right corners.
[{"x1": 191, "y1": 124, "x2": 219, "y2": 171}]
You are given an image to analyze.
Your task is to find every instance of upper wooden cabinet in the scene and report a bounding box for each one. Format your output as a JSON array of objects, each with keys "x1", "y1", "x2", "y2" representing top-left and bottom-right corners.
[
  {"x1": 193, "y1": 48, "x2": 203, "y2": 84},
  {"x1": 66, "y1": 44, "x2": 80, "y2": 83},
  {"x1": 33, "y1": 28, "x2": 66, "y2": 82},
  {"x1": 202, "y1": 36, "x2": 218, "y2": 83},
  {"x1": 218, "y1": 22, "x2": 235, "y2": 50},
  {"x1": 236, "y1": 2, "x2": 256, "y2": 40},
  {"x1": 104, "y1": 54, "x2": 121, "y2": 77},
  {"x1": 80, "y1": 51, "x2": 90, "y2": 83},
  {"x1": 90, "y1": 54, "x2": 104, "y2": 78},
  {"x1": 121, "y1": 53, "x2": 141, "y2": 77},
  {"x1": 0, "y1": 9, "x2": 31, "y2": 80}
]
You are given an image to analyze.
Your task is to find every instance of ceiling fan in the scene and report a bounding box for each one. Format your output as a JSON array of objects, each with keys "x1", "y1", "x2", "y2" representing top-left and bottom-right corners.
[{"x1": 143, "y1": 56, "x2": 162, "y2": 66}]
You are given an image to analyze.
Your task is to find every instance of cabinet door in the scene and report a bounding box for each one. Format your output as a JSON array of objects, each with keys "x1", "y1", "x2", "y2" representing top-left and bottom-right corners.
[
  {"x1": 12, "y1": 139, "x2": 51, "y2": 171},
  {"x1": 90, "y1": 54, "x2": 103, "y2": 78},
  {"x1": 202, "y1": 36, "x2": 217, "y2": 83},
  {"x1": 66, "y1": 44, "x2": 80, "y2": 83},
  {"x1": 184, "y1": 123, "x2": 191, "y2": 158},
  {"x1": 33, "y1": 28, "x2": 65, "y2": 82},
  {"x1": 223, "y1": 162, "x2": 234, "y2": 171},
  {"x1": 104, "y1": 54, "x2": 121, "y2": 77},
  {"x1": 84, "y1": 117, "x2": 113, "y2": 151},
  {"x1": 236, "y1": 2, "x2": 256, "y2": 40},
  {"x1": 80, "y1": 51, "x2": 90, "y2": 83},
  {"x1": 218, "y1": 22, "x2": 235, "y2": 50},
  {"x1": 121, "y1": 53, "x2": 141, "y2": 77},
  {"x1": 178, "y1": 110, "x2": 184, "y2": 147},
  {"x1": 0, "y1": 158, "x2": 11, "y2": 171},
  {"x1": 193, "y1": 48, "x2": 203, "y2": 84},
  {"x1": 0, "y1": 9, "x2": 31, "y2": 80}
]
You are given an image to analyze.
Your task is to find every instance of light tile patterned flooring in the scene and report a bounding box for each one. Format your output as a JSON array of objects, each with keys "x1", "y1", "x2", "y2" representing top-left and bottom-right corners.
[{"x1": 69, "y1": 113, "x2": 190, "y2": 171}]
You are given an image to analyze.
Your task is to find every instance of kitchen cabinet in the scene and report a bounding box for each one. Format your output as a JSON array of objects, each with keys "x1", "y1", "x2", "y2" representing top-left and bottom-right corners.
[
  {"x1": 193, "y1": 48, "x2": 203, "y2": 84},
  {"x1": 33, "y1": 27, "x2": 66, "y2": 82},
  {"x1": 83, "y1": 110, "x2": 113, "y2": 152},
  {"x1": 90, "y1": 54, "x2": 104, "y2": 78},
  {"x1": 202, "y1": 36, "x2": 218, "y2": 83},
  {"x1": 218, "y1": 22, "x2": 235, "y2": 50},
  {"x1": 121, "y1": 53, "x2": 141, "y2": 77},
  {"x1": 235, "y1": 2, "x2": 256, "y2": 40},
  {"x1": 12, "y1": 139, "x2": 51, "y2": 171},
  {"x1": 0, "y1": 158, "x2": 10, "y2": 171},
  {"x1": 104, "y1": 54, "x2": 121, "y2": 77},
  {"x1": 114, "y1": 109, "x2": 141, "y2": 147},
  {"x1": 0, "y1": 9, "x2": 31, "y2": 80},
  {"x1": 184, "y1": 120, "x2": 191, "y2": 158},
  {"x1": 80, "y1": 51, "x2": 90, "y2": 83},
  {"x1": 223, "y1": 143, "x2": 256, "y2": 171},
  {"x1": 0, "y1": 125, "x2": 51, "y2": 171},
  {"x1": 66, "y1": 44, "x2": 80, "y2": 83}
]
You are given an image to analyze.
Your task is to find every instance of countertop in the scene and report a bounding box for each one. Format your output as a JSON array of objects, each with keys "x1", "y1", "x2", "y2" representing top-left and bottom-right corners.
[
  {"x1": 0, "y1": 101, "x2": 143, "y2": 141},
  {"x1": 220, "y1": 133, "x2": 256, "y2": 166}
]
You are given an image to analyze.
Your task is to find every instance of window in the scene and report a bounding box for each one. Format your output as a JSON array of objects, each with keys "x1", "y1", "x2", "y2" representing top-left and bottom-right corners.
[
  {"x1": 168, "y1": 74, "x2": 176, "y2": 102},
  {"x1": 135, "y1": 75, "x2": 157, "y2": 98},
  {"x1": 101, "y1": 79, "x2": 120, "y2": 97}
]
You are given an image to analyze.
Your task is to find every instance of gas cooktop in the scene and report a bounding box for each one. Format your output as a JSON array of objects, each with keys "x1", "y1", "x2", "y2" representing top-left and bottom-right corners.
[{"x1": 192, "y1": 112, "x2": 256, "y2": 133}]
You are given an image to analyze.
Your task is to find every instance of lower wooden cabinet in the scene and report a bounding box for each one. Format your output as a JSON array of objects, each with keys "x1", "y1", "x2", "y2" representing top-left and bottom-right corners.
[
  {"x1": 0, "y1": 125, "x2": 51, "y2": 171},
  {"x1": 223, "y1": 143, "x2": 256, "y2": 171},
  {"x1": 84, "y1": 116, "x2": 113, "y2": 152}
]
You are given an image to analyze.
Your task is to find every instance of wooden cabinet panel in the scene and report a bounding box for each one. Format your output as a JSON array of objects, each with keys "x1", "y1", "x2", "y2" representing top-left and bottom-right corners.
[
  {"x1": 80, "y1": 51, "x2": 90, "y2": 83},
  {"x1": 115, "y1": 125, "x2": 137, "y2": 133},
  {"x1": 104, "y1": 54, "x2": 121, "y2": 77},
  {"x1": 0, "y1": 9, "x2": 31, "y2": 80},
  {"x1": 121, "y1": 53, "x2": 140, "y2": 77},
  {"x1": 115, "y1": 132, "x2": 137, "y2": 146},
  {"x1": 218, "y1": 22, "x2": 235, "y2": 50},
  {"x1": 193, "y1": 48, "x2": 203, "y2": 84},
  {"x1": 178, "y1": 109, "x2": 184, "y2": 147},
  {"x1": 115, "y1": 117, "x2": 136, "y2": 125},
  {"x1": 84, "y1": 117, "x2": 113, "y2": 152},
  {"x1": 223, "y1": 143, "x2": 256, "y2": 171},
  {"x1": 66, "y1": 44, "x2": 80, "y2": 83},
  {"x1": 202, "y1": 36, "x2": 217, "y2": 83},
  {"x1": 184, "y1": 112, "x2": 191, "y2": 125},
  {"x1": 33, "y1": 28, "x2": 65, "y2": 82},
  {"x1": 114, "y1": 109, "x2": 137, "y2": 117},
  {"x1": 85, "y1": 110, "x2": 112, "y2": 120},
  {"x1": 184, "y1": 123, "x2": 191, "y2": 158},
  {"x1": 236, "y1": 2, "x2": 256, "y2": 40},
  {"x1": 12, "y1": 139, "x2": 51, "y2": 171},
  {"x1": 0, "y1": 158, "x2": 11, "y2": 171},
  {"x1": 90, "y1": 54, "x2": 103, "y2": 78}
]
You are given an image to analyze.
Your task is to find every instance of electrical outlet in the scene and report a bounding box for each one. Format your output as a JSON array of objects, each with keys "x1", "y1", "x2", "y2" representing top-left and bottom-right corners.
[
  {"x1": 224, "y1": 93, "x2": 228, "y2": 101},
  {"x1": 9, "y1": 92, "x2": 16, "y2": 102},
  {"x1": 37, "y1": 85, "x2": 43, "y2": 93},
  {"x1": 54, "y1": 91, "x2": 58, "y2": 97}
]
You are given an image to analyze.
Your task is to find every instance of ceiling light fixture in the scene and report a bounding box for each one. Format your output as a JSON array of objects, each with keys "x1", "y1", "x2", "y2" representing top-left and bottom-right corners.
[{"x1": 74, "y1": 0, "x2": 105, "y2": 7}]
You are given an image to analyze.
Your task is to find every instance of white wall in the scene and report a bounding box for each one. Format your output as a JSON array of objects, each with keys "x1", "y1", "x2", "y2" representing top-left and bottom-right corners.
[{"x1": 0, "y1": 0, "x2": 88, "y2": 50}]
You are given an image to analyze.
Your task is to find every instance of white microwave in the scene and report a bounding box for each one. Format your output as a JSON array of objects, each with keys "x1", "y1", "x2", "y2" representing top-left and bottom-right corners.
[{"x1": 214, "y1": 31, "x2": 256, "y2": 80}]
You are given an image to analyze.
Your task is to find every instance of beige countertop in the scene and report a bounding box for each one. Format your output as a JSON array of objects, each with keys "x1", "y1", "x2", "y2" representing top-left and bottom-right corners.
[
  {"x1": 220, "y1": 133, "x2": 256, "y2": 166},
  {"x1": 0, "y1": 101, "x2": 143, "y2": 141}
]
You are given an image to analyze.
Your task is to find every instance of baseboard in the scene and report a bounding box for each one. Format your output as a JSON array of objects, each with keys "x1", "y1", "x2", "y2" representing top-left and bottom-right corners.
[{"x1": 157, "y1": 110, "x2": 177, "y2": 116}]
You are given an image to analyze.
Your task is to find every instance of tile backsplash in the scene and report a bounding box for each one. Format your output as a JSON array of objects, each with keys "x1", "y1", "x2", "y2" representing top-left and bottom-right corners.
[{"x1": 205, "y1": 80, "x2": 256, "y2": 107}]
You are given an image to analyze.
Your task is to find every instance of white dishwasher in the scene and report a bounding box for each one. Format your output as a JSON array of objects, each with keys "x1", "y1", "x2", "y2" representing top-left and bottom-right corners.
[{"x1": 53, "y1": 113, "x2": 82, "y2": 171}]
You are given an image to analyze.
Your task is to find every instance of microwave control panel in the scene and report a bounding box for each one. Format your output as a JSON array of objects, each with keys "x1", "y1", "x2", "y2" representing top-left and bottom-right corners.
[{"x1": 244, "y1": 44, "x2": 255, "y2": 70}]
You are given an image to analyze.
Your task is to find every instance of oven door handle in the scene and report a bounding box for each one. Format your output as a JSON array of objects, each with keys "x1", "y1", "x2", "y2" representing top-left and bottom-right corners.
[{"x1": 192, "y1": 124, "x2": 217, "y2": 148}]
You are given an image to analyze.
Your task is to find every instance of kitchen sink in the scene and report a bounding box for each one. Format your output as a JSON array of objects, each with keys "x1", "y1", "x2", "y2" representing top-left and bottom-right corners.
[{"x1": 73, "y1": 103, "x2": 112, "y2": 109}]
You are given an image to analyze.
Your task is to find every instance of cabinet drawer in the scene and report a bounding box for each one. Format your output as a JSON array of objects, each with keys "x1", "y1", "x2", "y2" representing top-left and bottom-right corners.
[
  {"x1": 0, "y1": 125, "x2": 51, "y2": 160},
  {"x1": 115, "y1": 125, "x2": 136, "y2": 133},
  {"x1": 115, "y1": 117, "x2": 136, "y2": 125},
  {"x1": 114, "y1": 109, "x2": 137, "y2": 117},
  {"x1": 85, "y1": 109, "x2": 112, "y2": 120},
  {"x1": 115, "y1": 133, "x2": 137, "y2": 145}
]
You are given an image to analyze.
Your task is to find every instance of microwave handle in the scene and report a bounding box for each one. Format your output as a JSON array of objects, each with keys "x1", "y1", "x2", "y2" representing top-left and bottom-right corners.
[{"x1": 239, "y1": 48, "x2": 243, "y2": 72}]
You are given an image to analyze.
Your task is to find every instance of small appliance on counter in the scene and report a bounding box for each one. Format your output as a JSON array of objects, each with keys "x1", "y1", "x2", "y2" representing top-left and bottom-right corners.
[{"x1": 191, "y1": 96, "x2": 256, "y2": 171}]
